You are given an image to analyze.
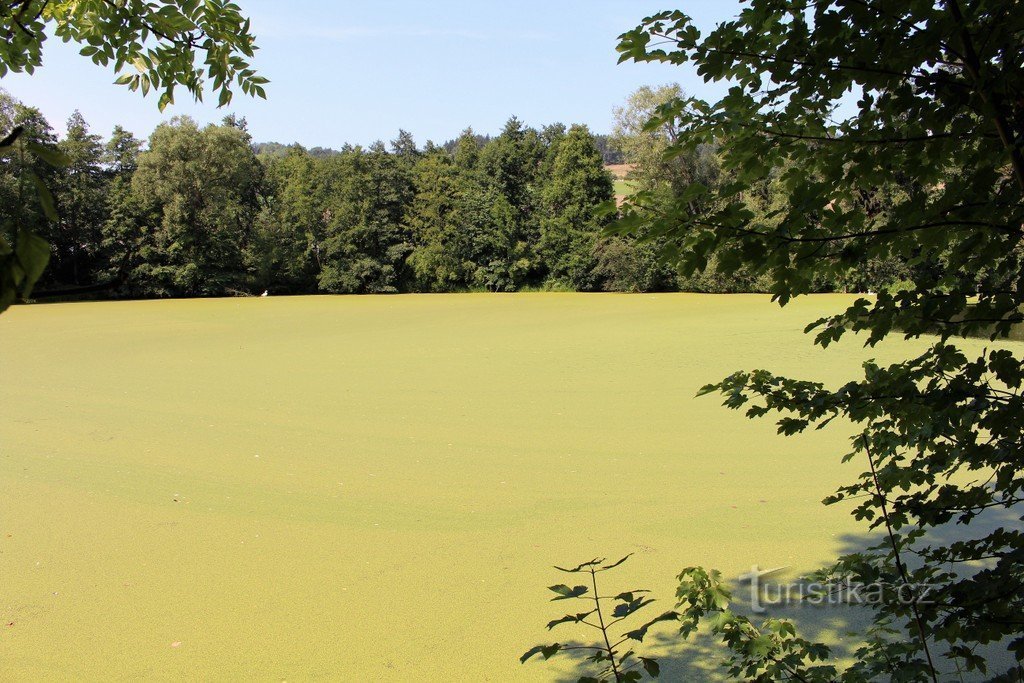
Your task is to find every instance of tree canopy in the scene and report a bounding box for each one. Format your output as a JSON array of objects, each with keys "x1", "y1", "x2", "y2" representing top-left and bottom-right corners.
[
  {"x1": 607, "y1": 0, "x2": 1024, "y2": 679},
  {"x1": 0, "y1": 0, "x2": 266, "y2": 109},
  {"x1": 0, "y1": 0, "x2": 265, "y2": 314}
]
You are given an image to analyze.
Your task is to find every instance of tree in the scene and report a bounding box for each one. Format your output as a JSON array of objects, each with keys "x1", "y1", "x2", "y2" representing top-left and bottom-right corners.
[
  {"x1": 612, "y1": 1, "x2": 1024, "y2": 679},
  {"x1": 452, "y1": 128, "x2": 481, "y2": 171},
  {"x1": 390, "y1": 129, "x2": 420, "y2": 166},
  {"x1": 538, "y1": 124, "x2": 614, "y2": 289},
  {"x1": 0, "y1": 0, "x2": 264, "y2": 313},
  {"x1": 130, "y1": 116, "x2": 261, "y2": 296},
  {"x1": 612, "y1": 84, "x2": 719, "y2": 198},
  {"x1": 316, "y1": 143, "x2": 415, "y2": 294},
  {"x1": 47, "y1": 110, "x2": 105, "y2": 287},
  {"x1": 478, "y1": 117, "x2": 545, "y2": 287},
  {"x1": 249, "y1": 146, "x2": 323, "y2": 294},
  {"x1": 0, "y1": 89, "x2": 58, "y2": 310},
  {"x1": 592, "y1": 133, "x2": 625, "y2": 166},
  {"x1": 537, "y1": 122, "x2": 567, "y2": 181},
  {"x1": 408, "y1": 150, "x2": 517, "y2": 292},
  {"x1": 590, "y1": 236, "x2": 678, "y2": 293},
  {"x1": 610, "y1": 85, "x2": 734, "y2": 293},
  {"x1": 105, "y1": 125, "x2": 142, "y2": 177},
  {"x1": 0, "y1": 89, "x2": 55, "y2": 243},
  {"x1": 99, "y1": 125, "x2": 144, "y2": 294}
]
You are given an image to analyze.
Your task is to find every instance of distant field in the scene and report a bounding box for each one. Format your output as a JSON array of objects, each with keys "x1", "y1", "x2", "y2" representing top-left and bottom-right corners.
[
  {"x1": 606, "y1": 163, "x2": 637, "y2": 201},
  {"x1": 0, "y1": 294, "x2": 1000, "y2": 680},
  {"x1": 613, "y1": 178, "x2": 636, "y2": 197}
]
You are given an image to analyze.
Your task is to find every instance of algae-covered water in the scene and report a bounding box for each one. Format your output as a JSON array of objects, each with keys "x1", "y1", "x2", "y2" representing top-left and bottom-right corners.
[{"x1": 1, "y1": 294, "x2": 973, "y2": 680}]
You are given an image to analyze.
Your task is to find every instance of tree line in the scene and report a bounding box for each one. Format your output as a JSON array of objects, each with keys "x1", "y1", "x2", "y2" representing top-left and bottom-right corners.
[
  {"x1": 254, "y1": 133, "x2": 625, "y2": 166},
  {"x1": 2, "y1": 86, "x2": 913, "y2": 300}
]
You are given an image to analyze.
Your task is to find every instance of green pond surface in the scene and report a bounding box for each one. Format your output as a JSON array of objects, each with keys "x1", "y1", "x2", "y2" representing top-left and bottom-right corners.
[{"x1": 0, "y1": 294, "x2": 1001, "y2": 680}]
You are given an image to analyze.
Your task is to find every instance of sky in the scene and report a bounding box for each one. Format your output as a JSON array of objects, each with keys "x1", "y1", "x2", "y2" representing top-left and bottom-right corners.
[{"x1": 1, "y1": 1, "x2": 745, "y2": 148}]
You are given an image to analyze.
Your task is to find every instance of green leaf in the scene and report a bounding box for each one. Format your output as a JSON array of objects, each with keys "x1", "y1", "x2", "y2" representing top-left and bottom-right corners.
[
  {"x1": 546, "y1": 610, "x2": 596, "y2": 630},
  {"x1": 624, "y1": 611, "x2": 678, "y2": 642},
  {"x1": 612, "y1": 597, "x2": 655, "y2": 619},
  {"x1": 520, "y1": 643, "x2": 562, "y2": 663},
  {"x1": 748, "y1": 634, "x2": 773, "y2": 659},
  {"x1": 640, "y1": 657, "x2": 660, "y2": 677},
  {"x1": 614, "y1": 590, "x2": 651, "y2": 602},
  {"x1": 548, "y1": 584, "x2": 589, "y2": 600},
  {"x1": 695, "y1": 383, "x2": 720, "y2": 397}
]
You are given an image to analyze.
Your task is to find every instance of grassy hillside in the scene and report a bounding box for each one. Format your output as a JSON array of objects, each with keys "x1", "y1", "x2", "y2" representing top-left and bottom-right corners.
[{"x1": 0, "y1": 294, "x2": 999, "y2": 680}]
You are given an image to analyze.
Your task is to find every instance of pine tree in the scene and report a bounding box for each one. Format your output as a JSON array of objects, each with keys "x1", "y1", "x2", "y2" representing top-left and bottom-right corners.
[
  {"x1": 99, "y1": 125, "x2": 143, "y2": 293},
  {"x1": 49, "y1": 111, "x2": 106, "y2": 286},
  {"x1": 452, "y1": 128, "x2": 480, "y2": 171}
]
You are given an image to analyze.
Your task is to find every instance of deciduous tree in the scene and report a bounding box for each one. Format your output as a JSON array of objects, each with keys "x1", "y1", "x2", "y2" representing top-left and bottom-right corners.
[
  {"x1": 0, "y1": 0, "x2": 265, "y2": 312},
  {"x1": 130, "y1": 116, "x2": 261, "y2": 295},
  {"x1": 612, "y1": 1, "x2": 1024, "y2": 678}
]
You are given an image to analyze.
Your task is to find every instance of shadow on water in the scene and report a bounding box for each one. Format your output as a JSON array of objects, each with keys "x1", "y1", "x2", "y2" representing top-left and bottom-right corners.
[
  {"x1": 548, "y1": 505, "x2": 1023, "y2": 682},
  {"x1": 546, "y1": 558, "x2": 872, "y2": 682}
]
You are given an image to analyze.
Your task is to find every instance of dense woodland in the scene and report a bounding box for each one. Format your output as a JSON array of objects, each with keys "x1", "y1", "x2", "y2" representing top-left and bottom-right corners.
[{"x1": 2, "y1": 87, "x2": 911, "y2": 299}]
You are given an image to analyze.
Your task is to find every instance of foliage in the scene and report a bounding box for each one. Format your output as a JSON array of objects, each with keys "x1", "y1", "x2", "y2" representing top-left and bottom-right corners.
[
  {"x1": 611, "y1": 0, "x2": 1024, "y2": 680},
  {"x1": 316, "y1": 142, "x2": 415, "y2": 294},
  {"x1": 0, "y1": 91, "x2": 62, "y2": 312},
  {"x1": 2, "y1": 86, "x2": 929, "y2": 301},
  {"x1": 0, "y1": 0, "x2": 267, "y2": 110},
  {"x1": 538, "y1": 125, "x2": 615, "y2": 290},
  {"x1": 48, "y1": 111, "x2": 105, "y2": 287},
  {"x1": 407, "y1": 149, "x2": 518, "y2": 291},
  {"x1": 522, "y1": 556, "x2": 673, "y2": 683},
  {"x1": 590, "y1": 236, "x2": 678, "y2": 293},
  {"x1": 612, "y1": 84, "x2": 718, "y2": 199},
  {"x1": 130, "y1": 115, "x2": 261, "y2": 295},
  {"x1": 0, "y1": 1, "x2": 264, "y2": 311},
  {"x1": 248, "y1": 147, "x2": 322, "y2": 293},
  {"x1": 612, "y1": 85, "x2": 756, "y2": 294},
  {"x1": 478, "y1": 117, "x2": 546, "y2": 287},
  {"x1": 593, "y1": 133, "x2": 625, "y2": 166},
  {"x1": 99, "y1": 124, "x2": 145, "y2": 292},
  {"x1": 671, "y1": 567, "x2": 840, "y2": 682}
]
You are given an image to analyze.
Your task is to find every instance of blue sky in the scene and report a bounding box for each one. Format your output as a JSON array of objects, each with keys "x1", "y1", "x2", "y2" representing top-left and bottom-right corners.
[{"x1": 2, "y1": 1, "x2": 744, "y2": 147}]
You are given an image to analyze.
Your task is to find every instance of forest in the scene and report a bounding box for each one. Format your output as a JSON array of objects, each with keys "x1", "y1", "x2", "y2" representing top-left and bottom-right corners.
[{"x1": 1, "y1": 87, "x2": 914, "y2": 300}]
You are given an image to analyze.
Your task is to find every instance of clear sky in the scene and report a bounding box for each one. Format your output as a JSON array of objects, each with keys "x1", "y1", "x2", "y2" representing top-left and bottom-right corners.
[{"x1": 2, "y1": 1, "x2": 744, "y2": 147}]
